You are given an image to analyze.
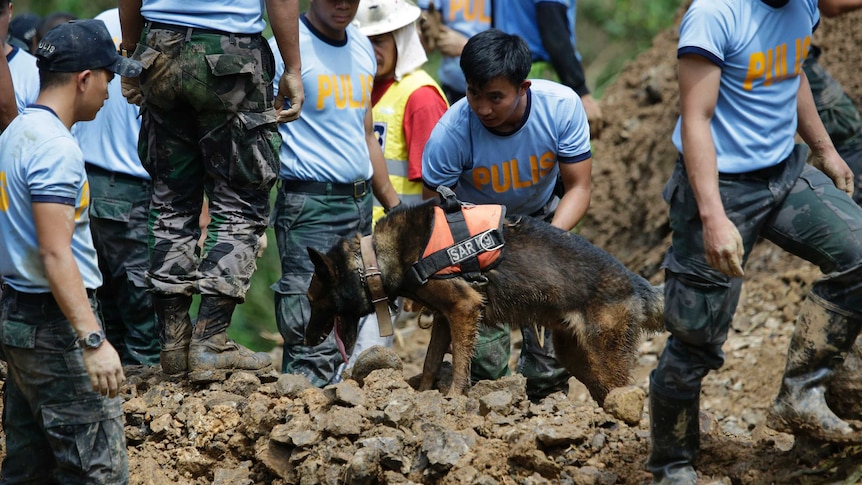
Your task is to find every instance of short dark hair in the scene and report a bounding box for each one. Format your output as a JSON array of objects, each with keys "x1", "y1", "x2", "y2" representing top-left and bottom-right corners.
[
  {"x1": 460, "y1": 29, "x2": 532, "y2": 89},
  {"x1": 38, "y1": 69, "x2": 74, "y2": 90}
]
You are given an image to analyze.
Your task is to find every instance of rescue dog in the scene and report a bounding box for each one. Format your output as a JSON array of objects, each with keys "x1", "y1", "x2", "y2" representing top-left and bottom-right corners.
[{"x1": 305, "y1": 199, "x2": 664, "y2": 405}]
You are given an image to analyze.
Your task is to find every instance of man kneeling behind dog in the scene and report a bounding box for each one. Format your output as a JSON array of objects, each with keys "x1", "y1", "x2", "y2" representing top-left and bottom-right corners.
[{"x1": 421, "y1": 28, "x2": 593, "y2": 401}]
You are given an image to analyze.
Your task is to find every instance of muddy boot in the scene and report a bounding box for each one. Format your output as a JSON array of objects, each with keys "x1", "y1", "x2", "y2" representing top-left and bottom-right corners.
[
  {"x1": 646, "y1": 382, "x2": 699, "y2": 485},
  {"x1": 188, "y1": 295, "x2": 272, "y2": 375},
  {"x1": 154, "y1": 294, "x2": 193, "y2": 375},
  {"x1": 768, "y1": 295, "x2": 862, "y2": 443}
]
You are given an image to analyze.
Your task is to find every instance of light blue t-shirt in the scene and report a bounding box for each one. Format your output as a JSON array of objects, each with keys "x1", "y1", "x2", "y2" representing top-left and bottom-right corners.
[
  {"x1": 7, "y1": 46, "x2": 39, "y2": 114},
  {"x1": 270, "y1": 16, "x2": 375, "y2": 183},
  {"x1": 72, "y1": 9, "x2": 148, "y2": 179},
  {"x1": 671, "y1": 0, "x2": 819, "y2": 173},
  {"x1": 0, "y1": 107, "x2": 102, "y2": 292},
  {"x1": 416, "y1": 0, "x2": 493, "y2": 93},
  {"x1": 422, "y1": 79, "x2": 591, "y2": 215},
  {"x1": 495, "y1": 0, "x2": 577, "y2": 62},
  {"x1": 141, "y1": 0, "x2": 266, "y2": 34}
]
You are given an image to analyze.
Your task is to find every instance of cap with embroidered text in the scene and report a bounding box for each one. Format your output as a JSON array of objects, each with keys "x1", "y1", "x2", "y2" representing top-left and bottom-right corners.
[{"x1": 35, "y1": 19, "x2": 142, "y2": 77}]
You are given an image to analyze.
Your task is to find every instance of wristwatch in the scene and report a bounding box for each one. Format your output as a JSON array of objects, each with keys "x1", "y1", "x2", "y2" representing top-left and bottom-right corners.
[{"x1": 76, "y1": 330, "x2": 106, "y2": 350}]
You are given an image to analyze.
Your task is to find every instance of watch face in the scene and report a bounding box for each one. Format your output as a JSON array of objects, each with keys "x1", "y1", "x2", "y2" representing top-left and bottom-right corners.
[
  {"x1": 80, "y1": 331, "x2": 104, "y2": 349},
  {"x1": 87, "y1": 332, "x2": 102, "y2": 347}
]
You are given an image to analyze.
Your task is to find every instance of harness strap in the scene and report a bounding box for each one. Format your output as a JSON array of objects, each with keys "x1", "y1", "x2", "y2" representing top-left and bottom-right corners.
[
  {"x1": 360, "y1": 235, "x2": 393, "y2": 337},
  {"x1": 409, "y1": 228, "x2": 504, "y2": 285},
  {"x1": 439, "y1": 187, "x2": 484, "y2": 283}
]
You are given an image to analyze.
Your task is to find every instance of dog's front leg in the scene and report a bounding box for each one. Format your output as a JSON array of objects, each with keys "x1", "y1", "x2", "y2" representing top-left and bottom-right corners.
[
  {"x1": 419, "y1": 315, "x2": 450, "y2": 391},
  {"x1": 446, "y1": 311, "x2": 481, "y2": 397}
]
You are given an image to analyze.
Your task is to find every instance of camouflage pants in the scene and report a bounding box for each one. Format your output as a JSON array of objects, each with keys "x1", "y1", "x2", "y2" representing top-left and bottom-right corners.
[
  {"x1": 803, "y1": 45, "x2": 862, "y2": 205},
  {"x1": 134, "y1": 26, "x2": 281, "y2": 299},
  {"x1": 87, "y1": 167, "x2": 159, "y2": 366},
  {"x1": 272, "y1": 184, "x2": 374, "y2": 386},
  {"x1": 471, "y1": 322, "x2": 571, "y2": 400},
  {"x1": 471, "y1": 199, "x2": 571, "y2": 400},
  {"x1": 0, "y1": 292, "x2": 128, "y2": 484},
  {"x1": 652, "y1": 144, "x2": 862, "y2": 399}
]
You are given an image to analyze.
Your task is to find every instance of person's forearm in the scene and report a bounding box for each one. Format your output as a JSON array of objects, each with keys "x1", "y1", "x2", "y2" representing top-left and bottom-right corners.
[
  {"x1": 681, "y1": 118, "x2": 725, "y2": 222},
  {"x1": 797, "y1": 71, "x2": 838, "y2": 156},
  {"x1": 0, "y1": 53, "x2": 16, "y2": 131},
  {"x1": 818, "y1": 0, "x2": 862, "y2": 17},
  {"x1": 551, "y1": 159, "x2": 592, "y2": 230},
  {"x1": 267, "y1": 0, "x2": 301, "y2": 74},
  {"x1": 368, "y1": 135, "x2": 400, "y2": 208},
  {"x1": 536, "y1": 3, "x2": 589, "y2": 95},
  {"x1": 119, "y1": 0, "x2": 145, "y2": 50}
]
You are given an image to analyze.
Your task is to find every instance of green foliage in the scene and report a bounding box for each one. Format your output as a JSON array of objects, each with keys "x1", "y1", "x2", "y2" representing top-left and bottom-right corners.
[
  {"x1": 580, "y1": 0, "x2": 682, "y2": 47},
  {"x1": 12, "y1": 0, "x2": 115, "y2": 19}
]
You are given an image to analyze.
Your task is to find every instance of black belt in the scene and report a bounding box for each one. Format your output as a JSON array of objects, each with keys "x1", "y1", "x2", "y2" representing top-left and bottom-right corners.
[
  {"x1": 4, "y1": 287, "x2": 96, "y2": 307},
  {"x1": 281, "y1": 179, "x2": 370, "y2": 198},
  {"x1": 146, "y1": 21, "x2": 253, "y2": 39},
  {"x1": 85, "y1": 163, "x2": 149, "y2": 186},
  {"x1": 719, "y1": 158, "x2": 788, "y2": 181}
]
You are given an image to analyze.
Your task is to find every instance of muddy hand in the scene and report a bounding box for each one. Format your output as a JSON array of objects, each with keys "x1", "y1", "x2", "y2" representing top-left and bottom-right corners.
[
  {"x1": 121, "y1": 76, "x2": 142, "y2": 106},
  {"x1": 275, "y1": 68, "x2": 304, "y2": 123}
]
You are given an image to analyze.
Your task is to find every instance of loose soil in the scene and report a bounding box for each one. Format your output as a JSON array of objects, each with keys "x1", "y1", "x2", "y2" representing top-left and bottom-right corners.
[{"x1": 7, "y1": 4, "x2": 862, "y2": 484}]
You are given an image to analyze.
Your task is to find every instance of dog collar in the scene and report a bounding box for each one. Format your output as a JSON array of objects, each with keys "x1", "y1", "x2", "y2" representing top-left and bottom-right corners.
[{"x1": 359, "y1": 235, "x2": 394, "y2": 338}]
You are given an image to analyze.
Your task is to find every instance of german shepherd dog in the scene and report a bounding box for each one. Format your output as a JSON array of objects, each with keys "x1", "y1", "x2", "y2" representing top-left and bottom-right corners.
[{"x1": 305, "y1": 200, "x2": 664, "y2": 405}]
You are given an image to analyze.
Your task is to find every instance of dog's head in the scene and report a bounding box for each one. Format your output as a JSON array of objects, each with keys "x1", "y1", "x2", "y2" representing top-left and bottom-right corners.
[{"x1": 305, "y1": 245, "x2": 365, "y2": 359}]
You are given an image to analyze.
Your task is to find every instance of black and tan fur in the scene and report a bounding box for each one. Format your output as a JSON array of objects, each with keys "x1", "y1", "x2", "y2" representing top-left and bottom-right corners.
[{"x1": 305, "y1": 201, "x2": 664, "y2": 405}]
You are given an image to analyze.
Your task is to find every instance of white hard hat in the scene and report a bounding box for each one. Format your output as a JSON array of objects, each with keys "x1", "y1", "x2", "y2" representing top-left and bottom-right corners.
[{"x1": 355, "y1": 0, "x2": 422, "y2": 37}]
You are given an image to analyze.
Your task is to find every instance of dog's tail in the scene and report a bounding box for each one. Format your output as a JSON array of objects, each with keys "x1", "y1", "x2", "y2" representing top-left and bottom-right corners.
[{"x1": 641, "y1": 282, "x2": 665, "y2": 333}]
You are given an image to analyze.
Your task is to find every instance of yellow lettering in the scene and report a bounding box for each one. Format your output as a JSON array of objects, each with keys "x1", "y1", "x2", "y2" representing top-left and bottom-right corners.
[
  {"x1": 479, "y1": 0, "x2": 490, "y2": 23},
  {"x1": 743, "y1": 52, "x2": 766, "y2": 91},
  {"x1": 472, "y1": 166, "x2": 491, "y2": 189},
  {"x1": 0, "y1": 172, "x2": 8, "y2": 212},
  {"x1": 530, "y1": 155, "x2": 540, "y2": 184},
  {"x1": 317, "y1": 75, "x2": 334, "y2": 110},
  {"x1": 764, "y1": 48, "x2": 774, "y2": 86},
  {"x1": 74, "y1": 180, "x2": 89, "y2": 221},
  {"x1": 335, "y1": 75, "x2": 348, "y2": 109},
  {"x1": 448, "y1": 0, "x2": 465, "y2": 22},
  {"x1": 539, "y1": 152, "x2": 556, "y2": 177},
  {"x1": 491, "y1": 161, "x2": 512, "y2": 193},
  {"x1": 346, "y1": 76, "x2": 362, "y2": 109},
  {"x1": 512, "y1": 160, "x2": 531, "y2": 189}
]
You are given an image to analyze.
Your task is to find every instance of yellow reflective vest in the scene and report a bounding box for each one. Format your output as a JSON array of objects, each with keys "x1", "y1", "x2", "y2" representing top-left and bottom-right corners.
[{"x1": 372, "y1": 70, "x2": 447, "y2": 222}]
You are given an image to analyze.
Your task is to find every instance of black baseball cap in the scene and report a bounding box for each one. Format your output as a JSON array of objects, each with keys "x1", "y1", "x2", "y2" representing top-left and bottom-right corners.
[{"x1": 35, "y1": 19, "x2": 142, "y2": 77}]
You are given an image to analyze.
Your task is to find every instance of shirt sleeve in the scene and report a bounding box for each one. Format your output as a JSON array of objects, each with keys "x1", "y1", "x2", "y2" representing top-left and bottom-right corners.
[
  {"x1": 557, "y1": 93, "x2": 592, "y2": 163},
  {"x1": 28, "y1": 137, "x2": 81, "y2": 205},
  {"x1": 677, "y1": 1, "x2": 733, "y2": 68},
  {"x1": 422, "y1": 110, "x2": 470, "y2": 191},
  {"x1": 404, "y1": 86, "x2": 449, "y2": 181}
]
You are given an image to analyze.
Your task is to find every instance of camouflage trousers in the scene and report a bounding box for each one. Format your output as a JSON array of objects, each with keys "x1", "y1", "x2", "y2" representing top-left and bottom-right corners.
[
  {"x1": 135, "y1": 26, "x2": 281, "y2": 299},
  {"x1": 471, "y1": 199, "x2": 571, "y2": 400},
  {"x1": 803, "y1": 45, "x2": 862, "y2": 205},
  {"x1": 652, "y1": 144, "x2": 862, "y2": 399},
  {"x1": 0, "y1": 291, "x2": 128, "y2": 484},
  {"x1": 272, "y1": 184, "x2": 374, "y2": 386},
  {"x1": 87, "y1": 166, "x2": 159, "y2": 366},
  {"x1": 472, "y1": 322, "x2": 571, "y2": 400}
]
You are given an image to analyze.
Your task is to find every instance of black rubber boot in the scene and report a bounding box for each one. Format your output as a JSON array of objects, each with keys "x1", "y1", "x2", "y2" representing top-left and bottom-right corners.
[
  {"x1": 188, "y1": 295, "x2": 272, "y2": 373},
  {"x1": 154, "y1": 294, "x2": 193, "y2": 375},
  {"x1": 768, "y1": 294, "x2": 862, "y2": 443},
  {"x1": 646, "y1": 382, "x2": 699, "y2": 485}
]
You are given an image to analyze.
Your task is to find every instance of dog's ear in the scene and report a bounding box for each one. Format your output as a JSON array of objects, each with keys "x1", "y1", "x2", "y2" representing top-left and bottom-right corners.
[{"x1": 307, "y1": 247, "x2": 339, "y2": 283}]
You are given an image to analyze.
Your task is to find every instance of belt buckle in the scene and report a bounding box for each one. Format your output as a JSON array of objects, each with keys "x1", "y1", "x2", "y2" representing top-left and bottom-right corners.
[{"x1": 354, "y1": 180, "x2": 367, "y2": 198}]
